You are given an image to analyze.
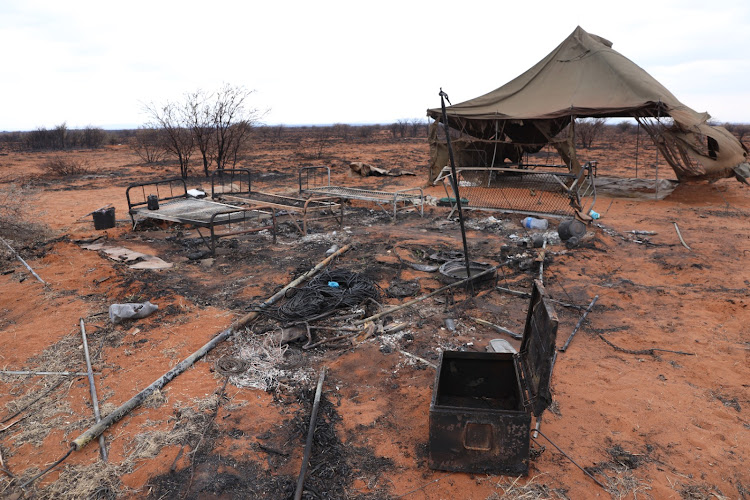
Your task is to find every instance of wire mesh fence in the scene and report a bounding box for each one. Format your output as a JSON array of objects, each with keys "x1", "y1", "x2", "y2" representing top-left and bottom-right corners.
[{"x1": 444, "y1": 169, "x2": 584, "y2": 217}]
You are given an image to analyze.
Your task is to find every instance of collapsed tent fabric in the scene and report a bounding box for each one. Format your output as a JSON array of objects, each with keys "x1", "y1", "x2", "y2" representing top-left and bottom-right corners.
[{"x1": 427, "y1": 26, "x2": 748, "y2": 182}]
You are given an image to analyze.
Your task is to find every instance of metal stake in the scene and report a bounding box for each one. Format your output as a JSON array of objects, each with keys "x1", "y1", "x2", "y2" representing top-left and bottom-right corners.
[
  {"x1": 80, "y1": 318, "x2": 107, "y2": 461},
  {"x1": 294, "y1": 367, "x2": 327, "y2": 500},
  {"x1": 439, "y1": 88, "x2": 474, "y2": 295}
]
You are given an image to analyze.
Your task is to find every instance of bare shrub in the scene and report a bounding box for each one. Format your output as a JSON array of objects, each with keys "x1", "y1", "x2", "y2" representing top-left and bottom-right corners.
[
  {"x1": 723, "y1": 122, "x2": 750, "y2": 148},
  {"x1": 410, "y1": 118, "x2": 427, "y2": 137},
  {"x1": 41, "y1": 156, "x2": 91, "y2": 176},
  {"x1": 576, "y1": 118, "x2": 607, "y2": 148},
  {"x1": 130, "y1": 127, "x2": 166, "y2": 163},
  {"x1": 615, "y1": 121, "x2": 634, "y2": 134},
  {"x1": 332, "y1": 123, "x2": 351, "y2": 141},
  {"x1": 356, "y1": 125, "x2": 376, "y2": 139}
]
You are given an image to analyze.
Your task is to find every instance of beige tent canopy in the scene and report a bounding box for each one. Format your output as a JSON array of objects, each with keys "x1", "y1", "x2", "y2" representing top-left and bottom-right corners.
[{"x1": 426, "y1": 26, "x2": 749, "y2": 183}]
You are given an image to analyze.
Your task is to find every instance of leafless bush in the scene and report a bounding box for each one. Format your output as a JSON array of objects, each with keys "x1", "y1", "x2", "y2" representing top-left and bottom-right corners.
[
  {"x1": 615, "y1": 121, "x2": 635, "y2": 134},
  {"x1": 130, "y1": 127, "x2": 166, "y2": 163},
  {"x1": 41, "y1": 156, "x2": 91, "y2": 176},
  {"x1": 723, "y1": 122, "x2": 750, "y2": 147},
  {"x1": 410, "y1": 118, "x2": 427, "y2": 137},
  {"x1": 356, "y1": 125, "x2": 377, "y2": 139},
  {"x1": 332, "y1": 123, "x2": 351, "y2": 141},
  {"x1": 576, "y1": 118, "x2": 607, "y2": 148}
]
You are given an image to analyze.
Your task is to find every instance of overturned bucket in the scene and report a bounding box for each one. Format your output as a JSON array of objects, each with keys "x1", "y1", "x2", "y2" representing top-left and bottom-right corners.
[
  {"x1": 557, "y1": 218, "x2": 586, "y2": 241},
  {"x1": 92, "y1": 207, "x2": 115, "y2": 230}
]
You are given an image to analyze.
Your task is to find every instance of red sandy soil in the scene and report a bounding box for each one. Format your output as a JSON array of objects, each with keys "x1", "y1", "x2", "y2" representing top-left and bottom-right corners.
[{"x1": 0, "y1": 129, "x2": 748, "y2": 499}]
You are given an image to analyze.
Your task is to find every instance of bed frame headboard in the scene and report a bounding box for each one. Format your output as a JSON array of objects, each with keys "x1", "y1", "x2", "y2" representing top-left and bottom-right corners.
[
  {"x1": 211, "y1": 169, "x2": 252, "y2": 199},
  {"x1": 126, "y1": 178, "x2": 188, "y2": 212}
]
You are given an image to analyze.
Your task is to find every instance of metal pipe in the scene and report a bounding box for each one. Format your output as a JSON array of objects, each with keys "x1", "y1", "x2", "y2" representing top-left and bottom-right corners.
[
  {"x1": 0, "y1": 236, "x2": 45, "y2": 284},
  {"x1": 0, "y1": 370, "x2": 91, "y2": 376},
  {"x1": 438, "y1": 88, "x2": 474, "y2": 295},
  {"x1": 559, "y1": 295, "x2": 599, "y2": 352},
  {"x1": 294, "y1": 367, "x2": 327, "y2": 500},
  {"x1": 80, "y1": 318, "x2": 107, "y2": 461},
  {"x1": 352, "y1": 266, "x2": 497, "y2": 326}
]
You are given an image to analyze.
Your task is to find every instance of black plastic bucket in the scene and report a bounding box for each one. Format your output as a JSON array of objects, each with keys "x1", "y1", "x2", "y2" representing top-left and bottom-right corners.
[
  {"x1": 93, "y1": 207, "x2": 115, "y2": 230},
  {"x1": 558, "y1": 218, "x2": 586, "y2": 241}
]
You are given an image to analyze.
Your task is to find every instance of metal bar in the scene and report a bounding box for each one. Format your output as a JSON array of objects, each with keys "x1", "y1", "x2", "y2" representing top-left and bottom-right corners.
[
  {"x1": 294, "y1": 367, "x2": 327, "y2": 500},
  {"x1": 80, "y1": 319, "x2": 107, "y2": 461},
  {"x1": 532, "y1": 430, "x2": 607, "y2": 490},
  {"x1": 0, "y1": 370, "x2": 91, "y2": 376},
  {"x1": 0, "y1": 236, "x2": 45, "y2": 284},
  {"x1": 352, "y1": 266, "x2": 497, "y2": 326},
  {"x1": 438, "y1": 88, "x2": 474, "y2": 295},
  {"x1": 559, "y1": 295, "x2": 599, "y2": 352}
]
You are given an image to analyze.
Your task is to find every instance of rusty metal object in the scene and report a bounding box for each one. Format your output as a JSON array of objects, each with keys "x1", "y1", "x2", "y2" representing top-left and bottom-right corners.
[{"x1": 429, "y1": 281, "x2": 558, "y2": 475}]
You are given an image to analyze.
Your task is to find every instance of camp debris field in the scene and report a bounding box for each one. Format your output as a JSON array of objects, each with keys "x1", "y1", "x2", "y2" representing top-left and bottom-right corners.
[
  {"x1": 1, "y1": 123, "x2": 747, "y2": 499},
  {"x1": 0, "y1": 27, "x2": 749, "y2": 500}
]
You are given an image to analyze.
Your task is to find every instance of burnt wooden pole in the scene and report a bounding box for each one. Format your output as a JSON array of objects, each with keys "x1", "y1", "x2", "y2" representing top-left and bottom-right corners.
[{"x1": 439, "y1": 89, "x2": 474, "y2": 295}]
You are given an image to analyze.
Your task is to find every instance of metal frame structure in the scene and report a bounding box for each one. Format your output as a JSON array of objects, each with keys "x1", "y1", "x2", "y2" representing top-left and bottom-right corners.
[
  {"x1": 210, "y1": 169, "x2": 343, "y2": 235},
  {"x1": 434, "y1": 162, "x2": 596, "y2": 219},
  {"x1": 126, "y1": 177, "x2": 277, "y2": 255},
  {"x1": 298, "y1": 166, "x2": 424, "y2": 218}
]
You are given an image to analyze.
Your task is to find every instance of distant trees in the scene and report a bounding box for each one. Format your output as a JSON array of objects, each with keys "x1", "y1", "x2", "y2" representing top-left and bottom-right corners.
[
  {"x1": 723, "y1": 122, "x2": 750, "y2": 147},
  {"x1": 576, "y1": 118, "x2": 607, "y2": 149},
  {"x1": 19, "y1": 123, "x2": 108, "y2": 150},
  {"x1": 144, "y1": 84, "x2": 264, "y2": 178}
]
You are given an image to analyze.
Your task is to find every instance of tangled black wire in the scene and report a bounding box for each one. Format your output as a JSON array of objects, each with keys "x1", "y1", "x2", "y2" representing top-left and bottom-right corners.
[{"x1": 278, "y1": 269, "x2": 379, "y2": 322}]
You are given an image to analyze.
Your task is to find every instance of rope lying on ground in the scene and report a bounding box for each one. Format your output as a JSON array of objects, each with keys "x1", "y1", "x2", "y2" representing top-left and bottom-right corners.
[{"x1": 278, "y1": 269, "x2": 379, "y2": 322}]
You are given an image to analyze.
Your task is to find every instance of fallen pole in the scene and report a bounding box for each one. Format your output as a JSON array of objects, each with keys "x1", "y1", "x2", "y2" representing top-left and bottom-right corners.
[
  {"x1": 294, "y1": 367, "x2": 327, "y2": 500},
  {"x1": 559, "y1": 295, "x2": 599, "y2": 352},
  {"x1": 537, "y1": 241, "x2": 546, "y2": 284},
  {"x1": 0, "y1": 236, "x2": 45, "y2": 284},
  {"x1": 0, "y1": 370, "x2": 91, "y2": 376},
  {"x1": 70, "y1": 244, "x2": 351, "y2": 453},
  {"x1": 80, "y1": 318, "x2": 107, "y2": 462},
  {"x1": 470, "y1": 317, "x2": 522, "y2": 340},
  {"x1": 353, "y1": 266, "x2": 497, "y2": 326},
  {"x1": 495, "y1": 286, "x2": 585, "y2": 310}
]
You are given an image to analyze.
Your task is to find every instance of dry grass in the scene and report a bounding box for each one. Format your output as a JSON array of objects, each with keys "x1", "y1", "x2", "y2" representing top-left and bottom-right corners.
[
  {"x1": 2, "y1": 392, "x2": 224, "y2": 499},
  {"x1": 231, "y1": 330, "x2": 313, "y2": 392},
  {"x1": 484, "y1": 474, "x2": 569, "y2": 499}
]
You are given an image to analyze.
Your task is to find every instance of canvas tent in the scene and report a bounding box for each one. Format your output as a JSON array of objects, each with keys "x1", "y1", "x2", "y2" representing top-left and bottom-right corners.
[{"x1": 426, "y1": 26, "x2": 749, "y2": 184}]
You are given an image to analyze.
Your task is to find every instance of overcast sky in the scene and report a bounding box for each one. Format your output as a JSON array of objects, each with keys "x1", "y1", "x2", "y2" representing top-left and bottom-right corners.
[{"x1": 1, "y1": 0, "x2": 749, "y2": 131}]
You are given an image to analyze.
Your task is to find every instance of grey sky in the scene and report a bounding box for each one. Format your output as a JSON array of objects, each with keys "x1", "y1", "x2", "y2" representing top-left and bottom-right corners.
[{"x1": 1, "y1": 0, "x2": 749, "y2": 131}]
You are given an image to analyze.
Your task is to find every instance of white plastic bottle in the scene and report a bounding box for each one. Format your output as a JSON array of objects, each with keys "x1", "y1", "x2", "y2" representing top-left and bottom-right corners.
[{"x1": 522, "y1": 217, "x2": 549, "y2": 230}]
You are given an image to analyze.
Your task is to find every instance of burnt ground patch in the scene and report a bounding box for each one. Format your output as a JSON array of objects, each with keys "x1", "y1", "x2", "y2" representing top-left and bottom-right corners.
[{"x1": 145, "y1": 386, "x2": 394, "y2": 500}]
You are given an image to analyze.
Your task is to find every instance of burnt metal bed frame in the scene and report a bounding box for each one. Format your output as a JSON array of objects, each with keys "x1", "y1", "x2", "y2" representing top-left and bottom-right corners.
[
  {"x1": 126, "y1": 177, "x2": 277, "y2": 255},
  {"x1": 298, "y1": 165, "x2": 424, "y2": 218},
  {"x1": 210, "y1": 168, "x2": 343, "y2": 235}
]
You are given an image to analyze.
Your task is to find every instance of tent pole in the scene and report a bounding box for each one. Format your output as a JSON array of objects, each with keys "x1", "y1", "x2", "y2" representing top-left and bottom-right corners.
[
  {"x1": 439, "y1": 88, "x2": 474, "y2": 295},
  {"x1": 655, "y1": 102, "x2": 661, "y2": 200},
  {"x1": 489, "y1": 119, "x2": 499, "y2": 186},
  {"x1": 635, "y1": 119, "x2": 640, "y2": 179}
]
